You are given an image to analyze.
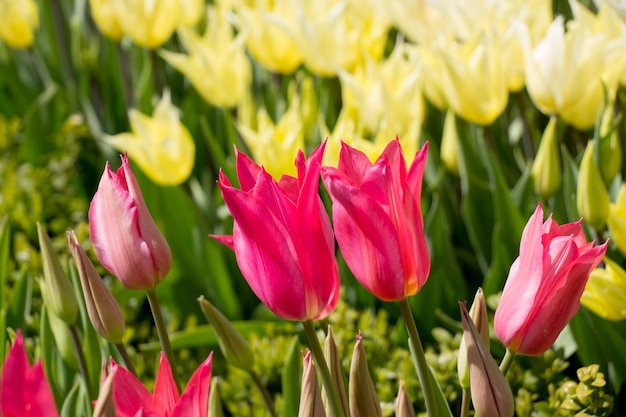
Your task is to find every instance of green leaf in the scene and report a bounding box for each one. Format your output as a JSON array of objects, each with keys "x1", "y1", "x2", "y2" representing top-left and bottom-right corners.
[
  {"x1": 428, "y1": 366, "x2": 454, "y2": 417},
  {"x1": 0, "y1": 215, "x2": 9, "y2": 308},
  {"x1": 280, "y1": 336, "x2": 303, "y2": 417},
  {"x1": 5, "y1": 267, "x2": 31, "y2": 331},
  {"x1": 60, "y1": 382, "x2": 87, "y2": 417}
]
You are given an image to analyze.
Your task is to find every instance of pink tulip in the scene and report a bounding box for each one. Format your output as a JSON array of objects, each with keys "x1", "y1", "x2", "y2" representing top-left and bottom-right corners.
[
  {"x1": 0, "y1": 330, "x2": 59, "y2": 417},
  {"x1": 108, "y1": 352, "x2": 212, "y2": 417},
  {"x1": 321, "y1": 139, "x2": 430, "y2": 301},
  {"x1": 89, "y1": 154, "x2": 172, "y2": 290},
  {"x1": 213, "y1": 141, "x2": 340, "y2": 321},
  {"x1": 494, "y1": 203, "x2": 608, "y2": 355}
]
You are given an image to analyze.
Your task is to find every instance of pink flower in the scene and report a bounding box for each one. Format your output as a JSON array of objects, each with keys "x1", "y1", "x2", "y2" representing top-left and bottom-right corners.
[
  {"x1": 321, "y1": 139, "x2": 430, "y2": 301},
  {"x1": 89, "y1": 154, "x2": 172, "y2": 290},
  {"x1": 213, "y1": 142, "x2": 340, "y2": 321},
  {"x1": 0, "y1": 330, "x2": 59, "y2": 417},
  {"x1": 108, "y1": 352, "x2": 212, "y2": 417},
  {"x1": 494, "y1": 203, "x2": 608, "y2": 355}
]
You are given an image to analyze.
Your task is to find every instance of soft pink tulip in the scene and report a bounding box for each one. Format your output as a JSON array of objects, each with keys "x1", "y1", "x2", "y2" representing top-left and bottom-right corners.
[
  {"x1": 213, "y1": 141, "x2": 340, "y2": 321},
  {"x1": 494, "y1": 203, "x2": 608, "y2": 355},
  {"x1": 89, "y1": 154, "x2": 172, "y2": 290},
  {"x1": 321, "y1": 139, "x2": 430, "y2": 301},
  {"x1": 0, "y1": 330, "x2": 59, "y2": 417},
  {"x1": 108, "y1": 352, "x2": 212, "y2": 417}
]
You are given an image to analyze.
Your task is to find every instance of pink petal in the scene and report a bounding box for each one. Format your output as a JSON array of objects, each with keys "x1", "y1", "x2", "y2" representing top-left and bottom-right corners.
[
  {"x1": 337, "y1": 141, "x2": 373, "y2": 186},
  {"x1": 235, "y1": 147, "x2": 262, "y2": 192},
  {"x1": 378, "y1": 138, "x2": 407, "y2": 184},
  {"x1": 210, "y1": 234, "x2": 235, "y2": 251},
  {"x1": 1, "y1": 331, "x2": 28, "y2": 416},
  {"x1": 406, "y1": 143, "x2": 428, "y2": 201},
  {"x1": 151, "y1": 352, "x2": 179, "y2": 414},
  {"x1": 170, "y1": 353, "x2": 213, "y2": 417},
  {"x1": 25, "y1": 362, "x2": 59, "y2": 417},
  {"x1": 110, "y1": 359, "x2": 152, "y2": 417}
]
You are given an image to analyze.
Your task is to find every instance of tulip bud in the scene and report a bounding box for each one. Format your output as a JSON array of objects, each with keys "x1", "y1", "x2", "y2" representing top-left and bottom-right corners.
[
  {"x1": 531, "y1": 116, "x2": 561, "y2": 198},
  {"x1": 608, "y1": 184, "x2": 626, "y2": 257},
  {"x1": 457, "y1": 288, "x2": 489, "y2": 389},
  {"x1": 0, "y1": 0, "x2": 39, "y2": 49},
  {"x1": 67, "y1": 231, "x2": 125, "y2": 344},
  {"x1": 598, "y1": 100, "x2": 622, "y2": 185},
  {"x1": 89, "y1": 0, "x2": 123, "y2": 41},
  {"x1": 298, "y1": 351, "x2": 326, "y2": 417},
  {"x1": 323, "y1": 326, "x2": 349, "y2": 417},
  {"x1": 43, "y1": 305, "x2": 78, "y2": 369},
  {"x1": 577, "y1": 140, "x2": 610, "y2": 230},
  {"x1": 396, "y1": 381, "x2": 416, "y2": 417},
  {"x1": 93, "y1": 366, "x2": 116, "y2": 417},
  {"x1": 198, "y1": 296, "x2": 254, "y2": 371},
  {"x1": 460, "y1": 302, "x2": 514, "y2": 417},
  {"x1": 37, "y1": 223, "x2": 78, "y2": 325},
  {"x1": 441, "y1": 111, "x2": 460, "y2": 174},
  {"x1": 349, "y1": 333, "x2": 382, "y2": 417},
  {"x1": 208, "y1": 377, "x2": 226, "y2": 417}
]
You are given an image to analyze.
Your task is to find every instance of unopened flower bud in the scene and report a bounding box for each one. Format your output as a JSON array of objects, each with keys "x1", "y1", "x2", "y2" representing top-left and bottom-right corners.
[
  {"x1": 67, "y1": 231, "x2": 125, "y2": 344},
  {"x1": 396, "y1": 381, "x2": 416, "y2": 417},
  {"x1": 38, "y1": 223, "x2": 78, "y2": 325},
  {"x1": 460, "y1": 302, "x2": 513, "y2": 417},
  {"x1": 43, "y1": 305, "x2": 78, "y2": 369},
  {"x1": 208, "y1": 377, "x2": 226, "y2": 417},
  {"x1": 349, "y1": 332, "x2": 382, "y2": 417},
  {"x1": 441, "y1": 111, "x2": 460, "y2": 174},
  {"x1": 458, "y1": 288, "x2": 489, "y2": 389},
  {"x1": 599, "y1": 99, "x2": 622, "y2": 185},
  {"x1": 531, "y1": 116, "x2": 561, "y2": 198},
  {"x1": 298, "y1": 350, "x2": 326, "y2": 417},
  {"x1": 323, "y1": 326, "x2": 349, "y2": 417},
  {"x1": 198, "y1": 296, "x2": 254, "y2": 371},
  {"x1": 93, "y1": 365, "x2": 116, "y2": 417},
  {"x1": 577, "y1": 140, "x2": 610, "y2": 230}
]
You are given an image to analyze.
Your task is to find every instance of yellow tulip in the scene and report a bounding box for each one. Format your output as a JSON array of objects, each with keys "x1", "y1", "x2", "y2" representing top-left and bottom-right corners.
[
  {"x1": 160, "y1": 5, "x2": 251, "y2": 108},
  {"x1": 111, "y1": 0, "x2": 181, "y2": 48},
  {"x1": 0, "y1": 0, "x2": 39, "y2": 49},
  {"x1": 89, "y1": 0, "x2": 124, "y2": 41},
  {"x1": 608, "y1": 184, "x2": 626, "y2": 256},
  {"x1": 106, "y1": 91, "x2": 195, "y2": 186},
  {"x1": 582, "y1": 258, "x2": 626, "y2": 321},
  {"x1": 178, "y1": 0, "x2": 204, "y2": 27},
  {"x1": 339, "y1": 60, "x2": 383, "y2": 135},
  {"x1": 577, "y1": 140, "x2": 610, "y2": 231},
  {"x1": 238, "y1": 98, "x2": 304, "y2": 179},
  {"x1": 235, "y1": 0, "x2": 302, "y2": 74}
]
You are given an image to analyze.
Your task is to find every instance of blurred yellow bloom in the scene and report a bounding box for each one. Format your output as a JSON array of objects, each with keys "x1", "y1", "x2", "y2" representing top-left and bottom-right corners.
[
  {"x1": 0, "y1": 0, "x2": 39, "y2": 49},
  {"x1": 160, "y1": 5, "x2": 251, "y2": 108},
  {"x1": 238, "y1": 98, "x2": 304, "y2": 179},
  {"x1": 90, "y1": 0, "x2": 124, "y2": 40},
  {"x1": 112, "y1": 0, "x2": 181, "y2": 48},
  {"x1": 524, "y1": 13, "x2": 620, "y2": 130},
  {"x1": 608, "y1": 184, "x2": 626, "y2": 256},
  {"x1": 577, "y1": 140, "x2": 610, "y2": 231},
  {"x1": 106, "y1": 91, "x2": 195, "y2": 186},
  {"x1": 582, "y1": 258, "x2": 626, "y2": 321},
  {"x1": 179, "y1": 0, "x2": 204, "y2": 27},
  {"x1": 339, "y1": 60, "x2": 383, "y2": 135},
  {"x1": 235, "y1": 0, "x2": 302, "y2": 73}
]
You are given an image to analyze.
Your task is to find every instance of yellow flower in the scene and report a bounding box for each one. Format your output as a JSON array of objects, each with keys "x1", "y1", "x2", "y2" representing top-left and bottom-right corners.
[
  {"x1": 238, "y1": 98, "x2": 304, "y2": 179},
  {"x1": 0, "y1": 0, "x2": 39, "y2": 49},
  {"x1": 608, "y1": 184, "x2": 626, "y2": 256},
  {"x1": 339, "y1": 60, "x2": 383, "y2": 135},
  {"x1": 524, "y1": 14, "x2": 619, "y2": 130},
  {"x1": 235, "y1": 0, "x2": 302, "y2": 74},
  {"x1": 160, "y1": 5, "x2": 251, "y2": 108},
  {"x1": 112, "y1": 0, "x2": 181, "y2": 48},
  {"x1": 106, "y1": 91, "x2": 195, "y2": 186},
  {"x1": 582, "y1": 258, "x2": 626, "y2": 321},
  {"x1": 577, "y1": 140, "x2": 610, "y2": 231},
  {"x1": 178, "y1": 0, "x2": 204, "y2": 27},
  {"x1": 89, "y1": 0, "x2": 124, "y2": 40}
]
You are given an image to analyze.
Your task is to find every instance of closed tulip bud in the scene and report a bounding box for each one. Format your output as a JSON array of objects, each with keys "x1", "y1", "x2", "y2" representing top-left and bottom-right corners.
[
  {"x1": 208, "y1": 378, "x2": 226, "y2": 417},
  {"x1": 582, "y1": 258, "x2": 626, "y2": 321},
  {"x1": 198, "y1": 296, "x2": 254, "y2": 371},
  {"x1": 93, "y1": 366, "x2": 116, "y2": 417},
  {"x1": 0, "y1": 0, "x2": 39, "y2": 49},
  {"x1": 89, "y1": 154, "x2": 172, "y2": 290},
  {"x1": 37, "y1": 223, "x2": 78, "y2": 325},
  {"x1": 298, "y1": 351, "x2": 326, "y2": 417},
  {"x1": 323, "y1": 327, "x2": 349, "y2": 417},
  {"x1": 349, "y1": 333, "x2": 382, "y2": 417},
  {"x1": 577, "y1": 140, "x2": 610, "y2": 231},
  {"x1": 461, "y1": 302, "x2": 514, "y2": 417},
  {"x1": 396, "y1": 381, "x2": 416, "y2": 417},
  {"x1": 598, "y1": 100, "x2": 622, "y2": 185},
  {"x1": 441, "y1": 111, "x2": 460, "y2": 174},
  {"x1": 608, "y1": 184, "x2": 626, "y2": 256},
  {"x1": 43, "y1": 306, "x2": 78, "y2": 369},
  {"x1": 531, "y1": 116, "x2": 561, "y2": 198},
  {"x1": 457, "y1": 288, "x2": 489, "y2": 390},
  {"x1": 67, "y1": 231, "x2": 125, "y2": 344}
]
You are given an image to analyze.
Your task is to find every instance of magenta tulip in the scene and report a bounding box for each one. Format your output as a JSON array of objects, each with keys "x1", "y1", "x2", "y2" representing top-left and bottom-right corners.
[
  {"x1": 0, "y1": 331, "x2": 59, "y2": 417},
  {"x1": 213, "y1": 141, "x2": 340, "y2": 321},
  {"x1": 494, "y1": 203, "x2": 608, "y2": 355},
  {"x1": 108, "y1": 352, "x2": 212, "y2": 417},
  {"x1": 321, "y1": 139, "x2": 430, "y2": 301},
  {"x1": 89, "y1": 154, "x2": 172, "y2": 290}
]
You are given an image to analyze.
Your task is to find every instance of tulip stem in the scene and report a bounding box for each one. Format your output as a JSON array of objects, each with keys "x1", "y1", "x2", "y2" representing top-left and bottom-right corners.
[
  {"x1": 249, "y1": 370, "x2": 279, "y2": 417},
  {"x1": 302, "y1": 320, "x2": 346, "y2": 417},
  {"x1": 460, "y1": 388, "x2": 471, "y2": 417},
  {"x1": 147, "y1": 288, "x2": 182, "y2": 393},
  {"x1": 499, "y1": 349, "x2": 516, "y2": 376},
  {"x1": 398, "y1": 298, "x2": 437, "y2": 417},
  {"x1": 115, "y1": 343, "x2": 138, "y2": 377},
  {"x1": 68, "y1": 324, "x2": 94, "y2": 399}
]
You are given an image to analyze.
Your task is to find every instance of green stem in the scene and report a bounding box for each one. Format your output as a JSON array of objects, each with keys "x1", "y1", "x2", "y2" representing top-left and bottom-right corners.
[
  {"x1": 147, "y1": 288, "x2": 181, "y2": 393},
  {"x1": 398, "y1": 298, "x2": 437, "y2": 416},
  {"x1": 115, "y1": 342, "x2": 138, "y2": 377},
  {"x1": 302, "y1": 320, "x2": 346, "y2": 417},
  {"x1": 460, "y1": 388, "x2": 470, "y2": 417},
  {"x1": 499, "y1": 349, "x2": 516, "y2": 376},
  {"x1": 68, "y1": 324, "x2": 94, "y2": 399},
  {"x1": 249, "y1": 370, "x2": 278, "y2": 417}
]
